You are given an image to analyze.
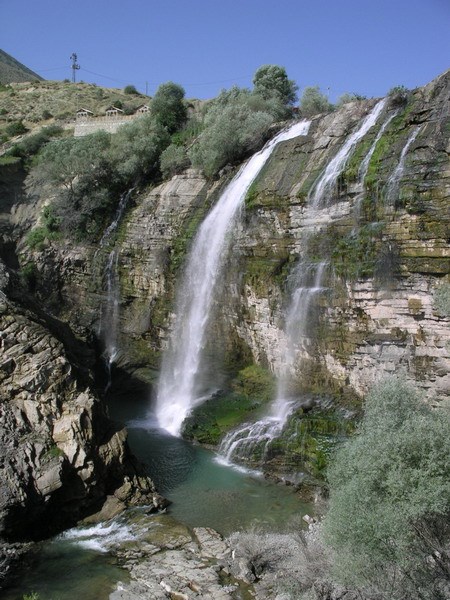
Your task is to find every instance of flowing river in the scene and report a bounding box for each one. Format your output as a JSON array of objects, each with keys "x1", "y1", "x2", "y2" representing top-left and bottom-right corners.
[{"x1": 3, "y1": 388, "x2": 311, "y2": 600}]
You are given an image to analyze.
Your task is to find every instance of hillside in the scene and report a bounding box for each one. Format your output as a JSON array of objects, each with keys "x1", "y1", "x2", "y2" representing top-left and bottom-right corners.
[
  {"x1": 0, "y1": 79, "x2": 151, "y2": 126},
  {"x1": 0, "y1": 49, "x2": 43, "y2": 84}
]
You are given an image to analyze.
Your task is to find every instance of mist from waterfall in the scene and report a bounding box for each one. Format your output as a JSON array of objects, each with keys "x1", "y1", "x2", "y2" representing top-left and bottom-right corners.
[{"x1": 155, "y1": 120, "x2": 312, "y2": 436}]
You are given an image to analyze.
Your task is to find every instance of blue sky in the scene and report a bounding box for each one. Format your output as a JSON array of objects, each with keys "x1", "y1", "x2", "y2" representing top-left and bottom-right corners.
[{"x1": 2, "y1": 0, "x2": 449, "y2": 101}]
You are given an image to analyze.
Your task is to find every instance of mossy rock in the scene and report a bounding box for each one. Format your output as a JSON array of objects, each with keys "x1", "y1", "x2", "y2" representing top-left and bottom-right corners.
[{"x1": 183, "y1": 364, "x2": 275, "y2": 445}]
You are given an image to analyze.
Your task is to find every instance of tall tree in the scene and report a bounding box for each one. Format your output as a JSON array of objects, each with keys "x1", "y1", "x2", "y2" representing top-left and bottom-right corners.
[
  {"x1": 151, "y1": 82, "x2": 187, "y2": 133},
  {"x1": 253, "y1": 64, "x2": 298, "y2": 106}
]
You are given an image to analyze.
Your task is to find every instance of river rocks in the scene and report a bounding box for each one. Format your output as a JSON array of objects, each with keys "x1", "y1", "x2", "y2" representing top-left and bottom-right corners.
[{"x1": 109, "y1": 515, "x2": 245, "y2": 600}]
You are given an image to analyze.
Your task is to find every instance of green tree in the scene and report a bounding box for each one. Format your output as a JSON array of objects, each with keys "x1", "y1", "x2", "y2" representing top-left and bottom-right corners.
[
  {"x1": 151, "y1": 81, "x2": 187, "y2": 133},
  {"x1": 299, "y1": 86, "x2": 333, "y2": 117},
  {"x1": 253, "y1": 64, "x2": 298, "y2": 106},
  {"x1": 188, "y1": 86, "x2": 283, "y2": 178},
  {"x1": 109, "y1": 115, "x2": 170, "y2": 183},
  {"x1": 324, "y1": 378, "x2": 450, "y2": 599},
  {"x1": 124, "y1": 84, "x2": 139, "y2": 95},
  {"x1": 27, "y1": 131, "x2": 112, "y2": 197}
]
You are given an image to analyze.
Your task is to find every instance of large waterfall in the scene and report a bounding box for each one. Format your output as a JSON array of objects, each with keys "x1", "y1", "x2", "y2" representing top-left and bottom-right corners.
[
  {"x1": 155, "y1": 120, "x2": 311, "y2": 436},
  {"x1": 218, "y1": 100, "x2": 387, "y2": 466}
]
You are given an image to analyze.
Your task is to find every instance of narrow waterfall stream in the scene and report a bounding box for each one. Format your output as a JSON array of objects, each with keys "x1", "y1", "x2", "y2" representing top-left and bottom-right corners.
[
  {"x1": 353, "y1": 108, "x2": 399, "y2": 221},
  {"x1": 155, "y1": 120, "x2": 311, "y2": 436},
  {"x1": 218, "y1": 262, "x2": 328, "y2": 466},
  {"x1": 309, "y1": 98, "x2": 387, "y2": 207},
  {"x1": 218, "y1": 100, "x2": 387, "y2": 468},
  {"x1": 386, "y1": 125, "x2": 421, "y2": 203},
  {"x1": 97, "y1": 189, "x2": 133, "y2": 384}
]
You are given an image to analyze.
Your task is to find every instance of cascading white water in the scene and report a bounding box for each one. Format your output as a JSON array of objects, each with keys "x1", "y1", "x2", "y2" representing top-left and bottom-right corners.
[
  {"x1": 309, "y1": 99, "x2": 387, "y2": 207},
  {"x1": 353, "y1": 109, "x2": 399, "y2": 222},
  {"x1": 155, "y1": 120, "x2": 311, "y2": 436},
  {"x1": 218, "y1": 101, "x2": 388, "y2": 467},
  {"x1": 218, "y1": 262, "x2": 327, "y2": 466},
  {"x1": 386, "y1": 125, "x2": 421, "y2": 204},
  {"x1": 358, "y1": 110, "x2": 399, "y2": 183}
]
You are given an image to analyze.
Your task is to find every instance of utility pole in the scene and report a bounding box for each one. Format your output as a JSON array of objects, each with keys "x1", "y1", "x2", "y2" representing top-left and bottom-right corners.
[{"x1": 70, "y1": 53, "x2": 80, "y2": 83}]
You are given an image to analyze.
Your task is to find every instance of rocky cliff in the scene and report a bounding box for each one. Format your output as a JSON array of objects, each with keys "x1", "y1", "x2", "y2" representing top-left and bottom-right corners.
[
  {"x1": 0, "y1": 259, "x2": 164, "y2": 585},
  {"x1": 1, "y1": 70, "x2": 449, "y2": 483},
  {"x1": 17, "y1": 71, "x2": 448, "y2": 400}
]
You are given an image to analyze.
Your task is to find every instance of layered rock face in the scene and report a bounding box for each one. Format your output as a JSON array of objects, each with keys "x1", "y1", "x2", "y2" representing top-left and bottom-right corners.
[
  {"x1": 0, "y1": 263, "x2": 161, "y2": 544},
  {"x1": 6, "y1": 71, "x2": 450, "y2": 410}
]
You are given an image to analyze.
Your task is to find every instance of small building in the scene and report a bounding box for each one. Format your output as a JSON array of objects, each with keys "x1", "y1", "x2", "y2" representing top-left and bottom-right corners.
[
  {"x1": 76, "y1": 108, "x2": 94, "y2": 120},
  {"x1": 136, "y1": 104, "x2": 150, "y2": 115},
  {"x1": 105, "y1": 106, "x2": 125, "y2": 118}
]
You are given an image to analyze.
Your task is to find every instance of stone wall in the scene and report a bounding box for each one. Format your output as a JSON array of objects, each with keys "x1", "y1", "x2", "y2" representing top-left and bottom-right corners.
[{"x1": 74, "y1": 115, "x2": 135, "y2": 137}]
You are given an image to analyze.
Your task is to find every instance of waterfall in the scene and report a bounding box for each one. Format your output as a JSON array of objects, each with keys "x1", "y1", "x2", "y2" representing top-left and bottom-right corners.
[
  {"x1": 155, "y1": 120, "x2": 312, "y2": 436},
  {"x1": 309, "y1": 99, "x2": 387, "y2": 207},
  {"x1": 99, "y1": 188, "x2": 133, "y2": 247},
  {"x1": 353, "y1": 109, "x2": 399, "y2": 222},
  {"x1": 218, "y1": 101, "x2": 387, "y2": 468},
  {"x1": 358, "y1": 110, "x2": 399, "y2": 183},
  {"x1": 218, "y1": 262, "x2": 327, "y2": 466},
  {"x1": 103, "y1": 249, "x2": 120, "y2": 370},
  {"x1": 97, "y1": 189, "x2": 133, "y2": 385},
  {"x1": 386, "y1": 125, "x2": 421, "y2": 204}
]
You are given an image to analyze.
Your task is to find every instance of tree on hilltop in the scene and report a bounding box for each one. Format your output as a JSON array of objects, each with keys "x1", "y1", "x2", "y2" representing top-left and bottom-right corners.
[
  {"x1": 151, "y1": 82, "x2": 187, "y2": 133},
  {"x1": 253, "y1": 64, "x2": 298, "y2": 106}
]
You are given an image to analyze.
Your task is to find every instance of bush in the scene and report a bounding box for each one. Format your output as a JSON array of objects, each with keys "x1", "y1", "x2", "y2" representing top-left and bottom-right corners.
[
  {"x1": 336, "y1": 92, "x2": 366, "y2": 107},
  {"x1": 299, "y1": 86, "x2": 334, "y2": 117},
  {"x1": 388, "y1": 85, "x2": 410, "y2": 107},
  {"x1": 160, "y1": 143, "x2": 190, "y2": 178},
  {"x1": 5, "y1": 120, "x2": 28, "y2": 137},
  {"x1": 324, "y1": 378, "x2": 450, "y2": 599},
  {"x1": 188, "y1": 86, "x2": 279, "y2": 177},
  {"x1": 124, "y1": 84, "x2": 139, "y2": 95}
]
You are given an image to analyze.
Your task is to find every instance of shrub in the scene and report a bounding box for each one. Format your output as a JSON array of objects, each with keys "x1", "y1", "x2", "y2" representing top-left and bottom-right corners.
[
  {"x1": 5, "y1": 120, "x2": 28, "y2": 137},
  {"x1": 388, "y1": 85, "x2": 410, "y2": 106},
  {"x1": 336, "y1": 92, "x2": 366, "y2": 107},
  {"x1": 160, "y1": 143, "x2": 190, "y2": 178},
  {"x1": 7, "y1": 125, "x2": 63, "y2": 161},
  {"x1": 188, "y1": 86, "x2": 277, "y2": 177},
  {"x1": 324, "y1": 378, "x2": 450, "y2": 599},
  {"x1": 299, "y1": 86, "x2": 334, "y2": 117},
  {"x1": 124, "y1": 84, "x2": 139, "y2": 95}
]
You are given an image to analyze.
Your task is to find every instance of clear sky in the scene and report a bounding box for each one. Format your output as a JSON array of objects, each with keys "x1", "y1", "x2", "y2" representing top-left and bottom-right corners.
[{"x1": 2, "y1": 0, "x2": 449, "y2": 101}]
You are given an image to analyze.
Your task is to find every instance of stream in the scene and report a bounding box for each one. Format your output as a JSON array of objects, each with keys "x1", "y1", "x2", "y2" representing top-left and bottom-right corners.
[{"x1": 3, "y1": 389, "x2": 311, "y2": 599}]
